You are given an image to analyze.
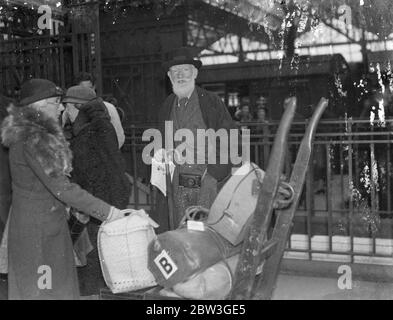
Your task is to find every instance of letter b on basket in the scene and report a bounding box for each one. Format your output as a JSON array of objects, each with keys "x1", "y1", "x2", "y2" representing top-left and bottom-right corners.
[{"x1": 154, "y1": 250, "x2": 178, "y2": 279}]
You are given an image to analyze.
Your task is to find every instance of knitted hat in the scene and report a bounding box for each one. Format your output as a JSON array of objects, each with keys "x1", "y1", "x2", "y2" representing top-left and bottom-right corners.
[
  {"x1": 62, "y1": 85, "x2": 96, "y2": 105},
  {"x1": 19, "y1": 78, "x2": 63, "y2": 105}
]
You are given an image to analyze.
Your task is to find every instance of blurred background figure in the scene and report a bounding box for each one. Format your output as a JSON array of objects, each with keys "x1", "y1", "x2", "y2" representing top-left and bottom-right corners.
[
  {"x1": 255, "y1": 107, "x2": 268, "y2": 123},
  {"x1": 255, "y1": 95, "x2": 268, "y2": 118},
  {"x1": 235, "y1": 97, "x2": 253, "y2": 122},
  {"x1": 103, "y1": 95, "x2": 126, "y2": 123}
]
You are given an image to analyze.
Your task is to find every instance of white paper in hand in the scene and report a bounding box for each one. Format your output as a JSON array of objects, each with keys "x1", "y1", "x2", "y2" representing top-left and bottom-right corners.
[{"x1": 150, "y1": 149, "x2": 175, "y2": 196}]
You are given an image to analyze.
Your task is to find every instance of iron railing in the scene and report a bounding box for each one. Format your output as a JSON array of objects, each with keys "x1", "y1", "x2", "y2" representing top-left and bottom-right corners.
[{"x1": 122, "y1": 118, "x2": 393, "y2": 264}]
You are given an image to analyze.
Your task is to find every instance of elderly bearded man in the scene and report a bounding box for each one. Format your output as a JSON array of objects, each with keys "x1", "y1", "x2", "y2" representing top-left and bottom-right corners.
[{"x1": 154, "y1": 47, "x2": 237, "y2": 232}]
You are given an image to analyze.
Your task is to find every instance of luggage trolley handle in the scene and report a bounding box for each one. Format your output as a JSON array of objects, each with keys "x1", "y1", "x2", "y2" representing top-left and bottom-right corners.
[
  {"x1": 230, "y1": 97, "x2": 297, "y2": 300},
  {"x1": 253, "y1": 97, "x2": 329, "y2": 300}
]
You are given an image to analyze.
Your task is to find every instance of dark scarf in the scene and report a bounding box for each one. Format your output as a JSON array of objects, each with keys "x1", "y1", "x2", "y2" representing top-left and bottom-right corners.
[{"x1": 1, "y1": 106, "x2": 73, "y2": 177}]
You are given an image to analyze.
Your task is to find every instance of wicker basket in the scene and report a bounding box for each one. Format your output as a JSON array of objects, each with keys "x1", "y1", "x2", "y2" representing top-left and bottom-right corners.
[{"x1": 98, "y1": 210, "x2": 158, "y2": 293}]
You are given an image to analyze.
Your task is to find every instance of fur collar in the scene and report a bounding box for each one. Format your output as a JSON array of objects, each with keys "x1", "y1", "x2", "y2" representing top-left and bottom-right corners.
[{"x1": 1, "y1": 106, "x2": 73, "y2": 177}]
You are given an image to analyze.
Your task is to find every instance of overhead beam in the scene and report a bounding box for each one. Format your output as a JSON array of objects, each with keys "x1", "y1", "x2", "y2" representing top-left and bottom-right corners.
[{"x1": 188, "y1": 0, "x2": 270, "y2": 49}]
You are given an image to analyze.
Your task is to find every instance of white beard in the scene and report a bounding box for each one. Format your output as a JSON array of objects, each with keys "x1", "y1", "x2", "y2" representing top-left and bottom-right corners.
[{"x1": 172, "y1": 80, "x2": 195, "y2": 98}]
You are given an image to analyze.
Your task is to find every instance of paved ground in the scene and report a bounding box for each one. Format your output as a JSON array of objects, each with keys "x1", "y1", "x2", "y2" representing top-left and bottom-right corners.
[
  {"x1": 273, "y1": 274, "x2": 393, "y2": 300},
  {"x1": 2, "y1": 272, "x2": 393, "y2": 300}
]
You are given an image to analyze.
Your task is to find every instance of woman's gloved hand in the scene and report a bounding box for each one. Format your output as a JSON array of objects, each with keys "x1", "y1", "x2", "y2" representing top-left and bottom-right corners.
[{"x1": 107, "y1": 207, "x2": 135, "y2": 222}]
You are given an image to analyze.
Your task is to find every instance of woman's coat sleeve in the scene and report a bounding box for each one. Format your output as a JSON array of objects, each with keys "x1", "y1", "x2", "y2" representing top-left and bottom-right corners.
[{"x1": 23, "y1": 145, "x2": 112, "y2": 221}]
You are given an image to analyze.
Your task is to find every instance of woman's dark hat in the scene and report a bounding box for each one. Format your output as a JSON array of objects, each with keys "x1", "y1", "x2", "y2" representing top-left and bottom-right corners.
[
  {"x1": 162, "y1": 47, "x2": 202, "y2": 71},
  {"x1": 19, "y1": 78, "x2": 63, "y2": 106}
]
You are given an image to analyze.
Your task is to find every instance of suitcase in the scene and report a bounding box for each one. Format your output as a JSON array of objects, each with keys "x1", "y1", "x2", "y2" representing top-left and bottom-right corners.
[
  {"x1": 207, "y1": 163, "x2": 265, "y2": 245},
  {"x1": 147, "y1": 225, "x2": 240, "y2": 288}
]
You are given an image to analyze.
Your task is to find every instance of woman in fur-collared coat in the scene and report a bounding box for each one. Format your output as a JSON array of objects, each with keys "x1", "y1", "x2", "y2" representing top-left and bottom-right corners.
[{"x1": 0, "y1": 78, "x2": 126, "y2": 300}]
